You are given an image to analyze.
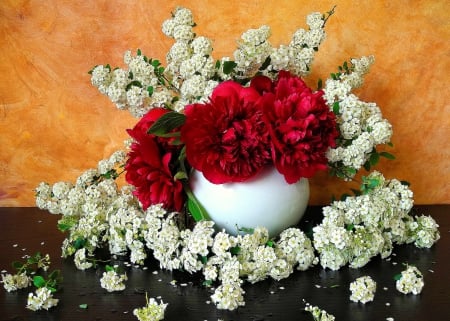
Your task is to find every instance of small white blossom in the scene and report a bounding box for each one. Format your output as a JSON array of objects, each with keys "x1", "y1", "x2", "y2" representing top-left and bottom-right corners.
[
  {"x1": 349, "y1": 276, "x2": 377, "y2": 303},
  {"x1": 100, "y1": 270, "x2": 127, "y2": 292},
  {"x1": 304, "y1": 302, "x2": 335, "y2": 321},
  {"x1": 408, "y1": 215, "x2": 440, "y2": 248},
  {"x1": 211, "y1": 282, "x2": 245, "y2": 311},
  {"x1": 396, "y1": 265, "x2": 424, "y2": 295},
  {"x1": 306, "y1": 12, "x2": 325, "y2": 29},
  {"x1": 26, "y1": 287, "x2": 59, "y2": 311},
  {"x1": 133, "y1": 296, "x2": 168, "y2": 321},
  {"x1": 74, "y1": 248, "x2": 93, "y2": 270},
  {"x1": 1, "y1": 272, "x2": 31, "y2": 292}
]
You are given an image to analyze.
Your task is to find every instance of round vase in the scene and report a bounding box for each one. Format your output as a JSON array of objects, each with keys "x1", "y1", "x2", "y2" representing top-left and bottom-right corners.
[{"x1": 190, "y1": 167, "x2": 309, "y2": 237}]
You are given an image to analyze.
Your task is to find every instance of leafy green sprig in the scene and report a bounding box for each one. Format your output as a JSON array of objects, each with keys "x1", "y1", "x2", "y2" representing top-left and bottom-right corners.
[{"x1": 10, "y1": 252, "x2": 62, "y2": 293}]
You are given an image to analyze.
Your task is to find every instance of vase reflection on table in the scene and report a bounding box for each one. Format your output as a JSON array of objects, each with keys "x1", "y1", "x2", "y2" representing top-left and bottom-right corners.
[{"x1": 191, "y1": 166, "x2": 310, "y2": 237}]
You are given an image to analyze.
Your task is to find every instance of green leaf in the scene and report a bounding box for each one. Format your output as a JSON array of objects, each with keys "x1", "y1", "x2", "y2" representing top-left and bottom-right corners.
[
  {"x1": 222, "y1": 61, "x2": 237, "y2": 75},
  {"x1": 125, "y1": 80, "x2": 143, "y2": 91},
  {"x1": 33, "y1": 275, "x2": 46, "y2": 288},
  {"x1": 198, "y1": 255, "x2": 208, "y2": 264},
  {"x1": 79, "y1": 303, "x2": 88, "y2": 309},
  {"x1": 186, "y1": 189, "x2": 209, "y2": 222},
  {"x1": 237, "y1": 226, "x2": 255, "y2": 234},
  {"x1": 147, "y1": 86, "x2": 154, "y2": 96},
  {"x1": 48, "y1": 270, "x2": 61, "y2": 281},
  {"x1": 340, "y1": 193, "x2": 350, "y2": 201},
  {"x1": 147, "y1": 112, "x2": 186, "y2": 137},
  {"x1": 393, "y1": 273, "x2": 402, "y2": 281},
  {"x1": 27, "y1": 256, "x2": 38, "y2": 265},
  {"x1": 379, "y1": 152, "x2": 395, "y2": 160},
  {"x1": 73, "y1": 237, "x2": 86, "y2": 250},
  {"x1": 317, "y1": 78, "x2": 323, "y2": 90},
  {"x1": 230, "y1": 246, "x2": 241, "y2": 255},
  {"x1": 202, "y1": 280, "x2": 213, "y2": 287},
  {"x1": 105, "y1": 265, "x2": 114, "y2": 272},
  {"x1": 369, "y1": 152, "x2": 380, "y2": 166},
  {"x1": 174, "y1": 171, "x2": 188, "y2": 180},
  {"x1": 58, "y1": 222, "x2": 74, "y2": 232},
  {"x1": 151, "y1": 59, "x2": 161, "y2": 67},
  {"x1": 333, "y1": 101, "x2": 339, "y2": 115},
  {"x1": 47, "y1": 286, "x2": 57, "y2": 293},
  {"x1": 137, "y1": 48, "x2": 142, "y2": 56},
  {"x1": 400, "y1": 180, "x2": 410, "y2": 186},
  {"x1": 345, "y1": 223, "x2": 354, "y2": 231},
  {"x1": 259, "y1": 56, "x2": 271, "y2": 71},
  {"x1": 12, "y1": 261, "x2": 24, "y2": 270}
]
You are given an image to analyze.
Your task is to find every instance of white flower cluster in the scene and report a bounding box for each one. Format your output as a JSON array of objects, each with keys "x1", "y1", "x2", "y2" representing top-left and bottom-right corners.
[
  {"x1": 100, "y1": 269, "x2": 128, "y2": 292},
  {"x1": 1, "y1": 272, "x2": 31, "y2": 292},
  {"x1": 233, "y1": 25, "x2": 272, "y2": 78},
  {"x1": 35, "y1": 151, "x2": 131, "y2": 259},
  {"x1": 90, "y1": 7, "x2": 331, "y2": 117},
  {"x1": 1, "y1": 253, "x2": 60, "y2": 311},
  {"x1": 26, "y1": 287, "x2": 59, "y2": 311},
  {"x1": 304, "y1": 301, "x2": 335, "y2": 321},
  {"x1": 395, "y1": 265, "x2": 424, "y2": 295},
  {"x1": 349, "y1": 276, "x2": 377, "y2": 303},
  {"x1": 313, "y1": 171, "x2": 439, "y2": 270},
  {"x1": 74, "y1": 248, "x2": 93, "y2": 270},
  {"x1": 133, "y1": 296, "x2": 168, "y2": 321},
  {"x1": 142, "y1": 208, "x2": 316, "y2": 310},
  {"x1": 324, "y1": 56, "x2": 393, "y2": 178},
  {"x1": 268, "y1": 12, "x2": 327, "y2": 77},
  {"x1": 36, "y1": 152, "x2": 316, "y2": 310},
  {"x1": 406, "y1": 214, "x2": 441, "y2": 248}
]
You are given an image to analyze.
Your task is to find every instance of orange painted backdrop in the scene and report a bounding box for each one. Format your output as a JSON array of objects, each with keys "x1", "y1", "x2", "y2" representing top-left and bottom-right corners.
[{"x1": 0, "y1": 0, "x2": 449, "y2": 206}]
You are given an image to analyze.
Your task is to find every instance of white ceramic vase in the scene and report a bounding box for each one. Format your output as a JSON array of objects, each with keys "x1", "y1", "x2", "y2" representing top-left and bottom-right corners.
[{"x1": 190, "y1": 167, "x2": 309, "y2": 237}]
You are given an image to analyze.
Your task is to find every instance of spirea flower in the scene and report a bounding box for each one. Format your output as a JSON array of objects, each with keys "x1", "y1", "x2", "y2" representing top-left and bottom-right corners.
[
  {"x1": 407, "y1": 215, "x2": 440, "y2": 248},
  {"x1": 211, "y1": 282, "x2": 246, "y2": 310},
  {"x1": 349, "y1": 276, "x2": 377, "y2": 303},
  {"x1": 100, "y1": 270, "x2": 128, "y2": 292},
  {"x1": 304, "y1": 301, "x2": 335, "y2": 321},
  {"x1": 396, "y1": 265, "x2": 424, "y2": 295},
  {"x1": 1, "y1": 272, "x2": 31, "y2": 292},
  {"x1": 133, "y1": 296, "x2": 168, "y2": 321},
  {"x1": 74, "y1": 248, "x2": 93, "y2": 270},
  {"x1": 26, "y1": 287, "x2": 59, "y2": 311},
  {"x1": 181, "y1": 81, "x2": 271, "y2": 183}
]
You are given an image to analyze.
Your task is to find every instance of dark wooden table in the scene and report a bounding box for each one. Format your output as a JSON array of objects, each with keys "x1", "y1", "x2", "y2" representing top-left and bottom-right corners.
[{"x1": 0, "y1": 206, "x2": 449, "y2": 321}]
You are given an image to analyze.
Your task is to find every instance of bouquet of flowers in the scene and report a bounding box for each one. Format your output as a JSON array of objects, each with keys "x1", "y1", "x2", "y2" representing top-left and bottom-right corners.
[{"x1": 33, "y1": 6, "x2": 440, "y2": 312}]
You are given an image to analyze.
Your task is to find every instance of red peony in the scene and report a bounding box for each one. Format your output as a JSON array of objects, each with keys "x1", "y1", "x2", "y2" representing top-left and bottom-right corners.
[
  {"x1": 181, "y1": 81, "x2": 271, "y2": 184},
  {"x1": 255, "y1": 71, "x2": 339, "y2": 184},
  {"x1": 125, "y1": 108, "x2": 184, "y2": 211}
]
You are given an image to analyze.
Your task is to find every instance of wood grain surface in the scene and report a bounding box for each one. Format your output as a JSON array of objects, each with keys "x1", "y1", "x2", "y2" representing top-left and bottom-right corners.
[{"x1": 0, "y1": 206, "x2": 449, "y2": 320}]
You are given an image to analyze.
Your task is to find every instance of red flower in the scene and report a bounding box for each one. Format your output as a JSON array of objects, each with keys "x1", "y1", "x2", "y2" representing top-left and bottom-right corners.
[
  {"x1": 181, "y1": 81, "x2": 271, "y2": 184},
  {"x1": 256, "y1": 71, "x2": 338, "y2": 183},
  {"x1": 125, "y1": 108, "x2": 184, "y2": 211}
]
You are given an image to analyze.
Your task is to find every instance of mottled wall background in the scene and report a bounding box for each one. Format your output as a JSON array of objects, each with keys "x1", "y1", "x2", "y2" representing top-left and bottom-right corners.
[{"x1": 0, "y1": 0, "x2": 449, "y2": 206}]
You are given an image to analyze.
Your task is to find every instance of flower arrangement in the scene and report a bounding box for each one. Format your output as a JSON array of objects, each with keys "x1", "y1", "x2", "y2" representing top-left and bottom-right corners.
[{"x1": 31, "y1": 6, "x2": 441, "y2": 313}]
